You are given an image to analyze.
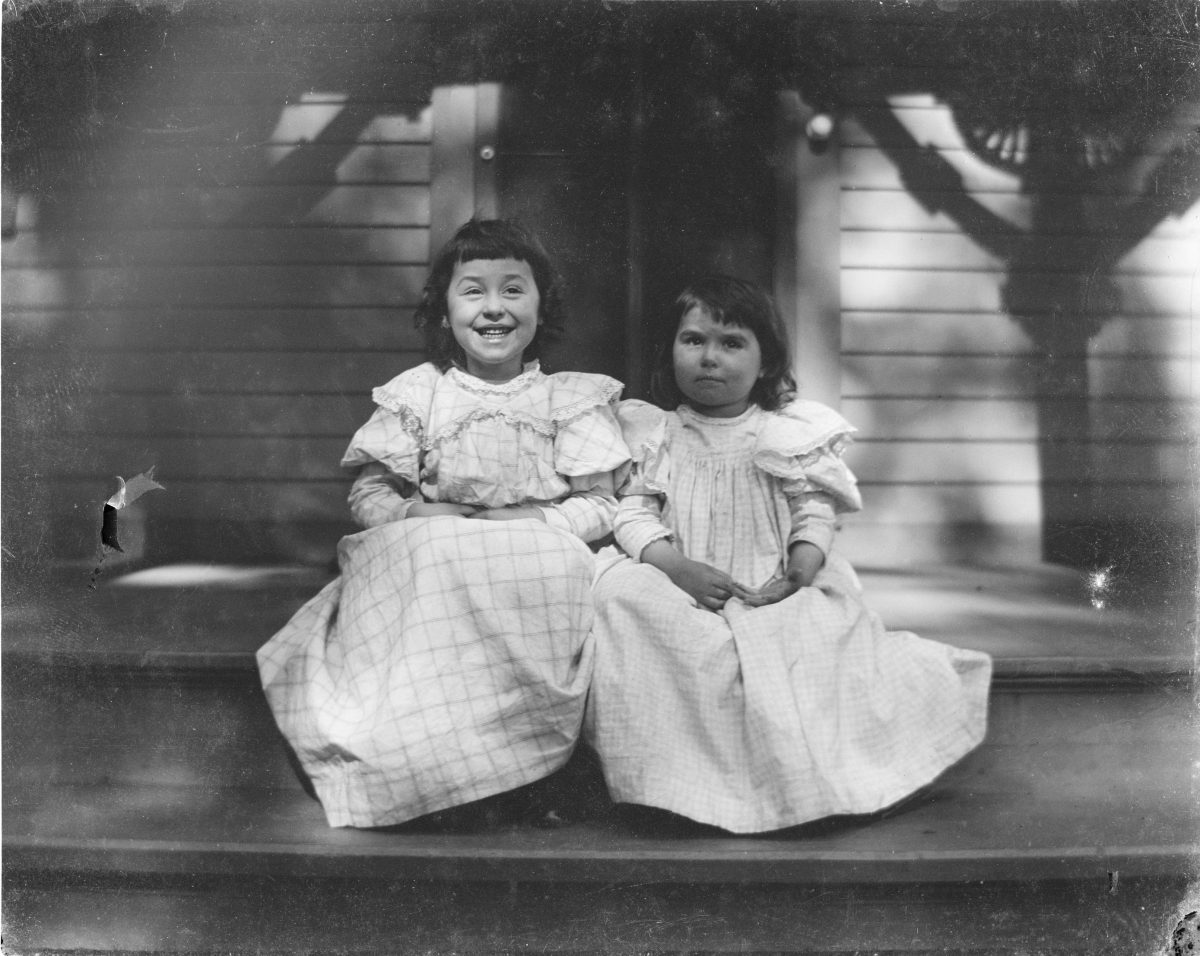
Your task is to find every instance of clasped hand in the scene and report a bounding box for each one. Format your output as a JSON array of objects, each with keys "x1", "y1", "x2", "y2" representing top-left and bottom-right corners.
[
  {"x1": 407, "y1": 501, "x2": 545, "y2": 522},
  {"x1": 469, "y1": 504, "x2": 545, "y2": 522},
  {"x1": 667, "y1": 560, "x2": 811, "y2": 611},
  {"x1": 666, "y1": 558, "x2": 752, "y2": 611},
  {"x1": 739, "y1": 572, "x2": 804, "y2": 608}
]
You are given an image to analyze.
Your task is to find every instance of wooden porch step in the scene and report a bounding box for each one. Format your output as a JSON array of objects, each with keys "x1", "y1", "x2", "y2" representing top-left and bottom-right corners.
[
  {"x1": 4, "y1": 769, "x2": 1195, "y2": 952},
  {"x1": 6, "y1": 737, "x2": 1196, "y2": 886},
  {"x1": 3, "y1": 562, "x2": 1196, "y2": 953},
  {"x1": 2, "y1": 562, "x2": 1192, "y2": 795},
  {"x1": 4, "y1": 561, "x2": 1191, "y2": 677}
]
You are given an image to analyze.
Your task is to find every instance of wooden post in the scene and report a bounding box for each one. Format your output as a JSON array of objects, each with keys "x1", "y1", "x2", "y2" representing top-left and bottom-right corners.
[
  {"x1": 474, "y1": 82, "x2": 500, "y2": 220},
  {"x1": 430, "y1": 83, "x2": 501, "y2": 255},
  {"x1": 774, "y1": 91, "x2": 842, "y2": 408},
  {"x1": 624, "y1": 17, "x2": 648, "y2": 398},
  {"x1": 1021, "y1": 185, "x2": 1097, "y2": 567}
]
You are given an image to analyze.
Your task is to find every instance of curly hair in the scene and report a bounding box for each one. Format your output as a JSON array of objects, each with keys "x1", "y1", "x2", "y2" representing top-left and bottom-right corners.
[
  {"x1": 650, "y1": 275, "x2": 797, "y2": 412},
  {"x1": 413, "y1": 218, "x2": 567, "y2": 371}
]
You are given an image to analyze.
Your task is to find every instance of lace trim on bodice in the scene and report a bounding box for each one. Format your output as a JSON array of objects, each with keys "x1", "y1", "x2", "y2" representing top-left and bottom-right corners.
[
  {"x1": 445, "y1": 361, "x2": 543, "y2": 396},
  {"x1": 367, "y1": 394, "x2": 425, "y2": 441},
  {"x1": 371, "y1": 362, "x2": 622, "y2": 452},
  {"x1": 370, "y1": 362, "x2": 543, "y2": 419},
  {"x1": 675, "y1": 404, "x2": 759, "y2": 429},
  {"x1": 621, "y1": 401, "x2": 858, "y2": 500}
]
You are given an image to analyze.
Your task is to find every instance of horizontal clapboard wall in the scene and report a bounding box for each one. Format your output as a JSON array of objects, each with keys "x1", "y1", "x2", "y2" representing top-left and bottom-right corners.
[
  {"x1": 834, "y1": 90, "x2": 1198, "y2": 566},
  {"x1": 3, "y1": 5, "x2": 1193, "y2": 574},
  {"x1": 2, "y1": 14, "x2": 438, "y2": 568}
]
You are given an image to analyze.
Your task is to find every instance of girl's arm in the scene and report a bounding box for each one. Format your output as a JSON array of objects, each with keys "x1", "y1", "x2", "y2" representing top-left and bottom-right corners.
[
  {"x1": 783, "y1": 540, "x2": 826, "y2": 588},
  {"x1": 348, "y1": 463, "x2": 476, "y2": 528},
  {"x1": 539, "y1": 472, "x2": 618, "y2": 541},
  {"x1": 742, "y1": 491, "x2": 836, "y2": 607},
  {"x1": 782, "y1": 490, "x2": 836, "y2": 586},
  {"x1": 640, "y1": 539, "x2": 752, "y2": 611},
  {"x1": 617, "y1": 494, "x2": 751, "y2": 611},
  {"x1": 348, "y1": 463, "x2": 413, "y2": 528},
  {"x1": 472, "y1": 472, "x2": 618, "y2": 543}
]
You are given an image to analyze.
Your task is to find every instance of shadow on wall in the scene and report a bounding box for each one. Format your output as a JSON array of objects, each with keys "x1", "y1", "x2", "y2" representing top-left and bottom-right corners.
[
  {"x1": 846, "y1": 73, "x2": 1197, "y2": 572},
  {"x1": 2, "y1": 8, "x2": 444, "y2": 576}
]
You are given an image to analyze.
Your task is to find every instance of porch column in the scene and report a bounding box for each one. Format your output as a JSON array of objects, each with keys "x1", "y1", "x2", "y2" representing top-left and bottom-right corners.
[
  {"x1": 774, "y1": 91, "x2": 842, "y2": 408},
  {"x1": 430, "y1": 83, "x2": 501, "y2": 255}
]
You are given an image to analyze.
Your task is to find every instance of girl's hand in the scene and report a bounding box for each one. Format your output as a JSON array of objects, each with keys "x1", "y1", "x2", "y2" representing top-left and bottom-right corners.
[
  {"x1": 407, "y1": 502, "x2": 480, "y2": 518},
  {"x1": 743, "y1": 543, "x2": 824, "y2": 607},
  {"x1": 742, "y1": 573, "x2": 802, "y2": 608},
  {"x1": 470, "y1": 505, "x2": 547, "y2": 522},
  {"x1": 638, "y1": 540, "x2": 749, "y2": 611},
  {"x1": 667, "y1": 558, "x2": 752, "y2": 612}
]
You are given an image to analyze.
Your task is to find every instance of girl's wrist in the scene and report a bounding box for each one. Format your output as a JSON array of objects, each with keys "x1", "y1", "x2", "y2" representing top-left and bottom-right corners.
[
  {"x1": 639, "y1": 539, "x2": 684, "y2": 573},
  {"x1": 785, "y1": 542, "x2": 824, "y2": 587},
  {"x1": 786, "y1": 568, "x2": 815, "y2": 589}
]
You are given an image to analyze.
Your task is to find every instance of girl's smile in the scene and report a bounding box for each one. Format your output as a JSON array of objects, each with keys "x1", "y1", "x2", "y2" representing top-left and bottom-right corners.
[
  {"x1": 446, "y1": 257, "x2": 541, "y2": 382},
  {"x1": 673, "y1": 306, "x2": 763, "y2": 417}
]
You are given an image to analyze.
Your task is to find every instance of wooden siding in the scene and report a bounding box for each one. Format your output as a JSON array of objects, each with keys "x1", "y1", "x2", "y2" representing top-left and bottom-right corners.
[
  {"x1": 3, "y1": 5, "x2": 1193, "y2": 574},
  {"x1": 1, "y1": 8, "x2": 635, "y2": 571},
  {"x1": 495, "y1": 72, "x2": 633, "y2": 382},
  {"x1": 2, "y1": 16, "x2": 440, "y2": 568},
  {"x1": 834, "y1": 94, "x2": 1198, "y2": 566}
]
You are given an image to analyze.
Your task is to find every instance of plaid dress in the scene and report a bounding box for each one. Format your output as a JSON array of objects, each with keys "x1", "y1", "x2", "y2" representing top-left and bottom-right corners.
[
  {"x1": 258, "y1": 363, "x2": 628, "y2": 828},
  {"x1": 585, "y1": 401, "x2": 992, "y2": 833}
]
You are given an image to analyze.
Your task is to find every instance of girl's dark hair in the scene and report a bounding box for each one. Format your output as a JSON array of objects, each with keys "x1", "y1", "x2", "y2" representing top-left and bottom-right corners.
[
  {"x1": 650, "y1": 275, "x2": 797, "y2": 412},
  {"x1": 414, "y1": 218, "x2": 567, "y2": 371}
]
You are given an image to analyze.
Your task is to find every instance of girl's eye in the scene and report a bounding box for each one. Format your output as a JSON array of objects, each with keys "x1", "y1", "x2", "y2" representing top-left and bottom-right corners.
[
  {"x1": 724, "y1": 338, "x2": 745, "y2": 350},
  {"x1": 504, "y1": 285, "x2": 525, "y2": 295}
]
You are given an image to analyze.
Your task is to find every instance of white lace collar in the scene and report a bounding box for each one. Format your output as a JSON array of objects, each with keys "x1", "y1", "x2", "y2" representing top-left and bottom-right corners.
[
  {"x1": 447, "y1": 361, "x2": 543, "y2": 396},
  {"x1": 676, "y1": 403, "x2": 761, "y2": 427}
]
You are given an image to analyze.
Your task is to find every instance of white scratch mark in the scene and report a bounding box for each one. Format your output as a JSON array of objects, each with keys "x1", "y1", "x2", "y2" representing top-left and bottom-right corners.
[{"x1": 1088, "y1": 566, "x2": 1113, "y2": 610}]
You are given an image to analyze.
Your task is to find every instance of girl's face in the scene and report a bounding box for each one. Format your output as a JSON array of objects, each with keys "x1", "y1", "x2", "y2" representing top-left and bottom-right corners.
[
  {"x1": 446, "y1": 257, "x2": 541, "y2": 382},
  {"x1": 672, "y1": 305, "x2": 763, "y2": 418}
]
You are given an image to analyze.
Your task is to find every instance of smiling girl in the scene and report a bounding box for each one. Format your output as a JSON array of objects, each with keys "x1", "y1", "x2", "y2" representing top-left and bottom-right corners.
[
  {"x1": 585, "y1": 276, "x2": 992, "y2": 834},
  {"x1": 258, "y1": 219, "x2": 629, "y2": 829}
]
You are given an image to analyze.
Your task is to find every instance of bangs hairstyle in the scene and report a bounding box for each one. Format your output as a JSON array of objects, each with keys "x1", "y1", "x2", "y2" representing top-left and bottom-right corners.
[
  {"x1": 414, "y1": 218, "x2": 567, "y2": 371},
  {"x1": 650, "y1": 275, "x2": 797, "y2": 412}
]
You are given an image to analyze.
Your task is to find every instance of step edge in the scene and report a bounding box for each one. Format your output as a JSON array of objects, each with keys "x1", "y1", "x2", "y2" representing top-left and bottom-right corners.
[
  {"x1": 5, "y1": 648, "x2": 1192, "y2": 688},
  {"x1": 5, "y1": 835, "x2": 1197, "y2": 885}
]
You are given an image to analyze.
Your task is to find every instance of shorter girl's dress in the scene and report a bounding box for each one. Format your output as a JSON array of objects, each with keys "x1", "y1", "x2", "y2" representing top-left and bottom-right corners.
[
  {"x1": 258, "y1": 361, "x2": 628, "y2": 828},
  {"x1": 586, "y1": 400, "x2": 992, "y2": 834}
]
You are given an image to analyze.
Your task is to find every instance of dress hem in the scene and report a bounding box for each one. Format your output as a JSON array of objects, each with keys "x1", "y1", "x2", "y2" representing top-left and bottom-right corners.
[
  {"x1": 313, "y1": 749, "x2": 574, "y2": 830},
  {"x1": 602, "y1": 728, "x2": 987, "y2": 835}
]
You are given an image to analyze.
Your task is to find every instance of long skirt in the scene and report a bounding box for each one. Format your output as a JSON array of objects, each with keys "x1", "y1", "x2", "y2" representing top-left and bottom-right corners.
[
  {"x1": 585, "y1": 550, "x2": 992, "y2": 834},
  {"x1": 258, "y1": 517, "x2": 596, "y2": 828}
]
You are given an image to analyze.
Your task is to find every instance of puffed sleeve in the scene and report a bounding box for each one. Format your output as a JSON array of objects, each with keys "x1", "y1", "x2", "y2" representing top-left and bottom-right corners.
[
  {"x1": 340, "y1": 363, "x2": 438, "y2": 528},
  {"x1": 347, "y1": 463, "x2": 416, "y2": 528},
  {"x1": 529, "y1": 373, "x2": 629, "y2": 542},
  {"x1": 610, "y1": 399, "x2": 670, "y2": 495},
  {"x1": 754, "y1": 400, "x2": 863, "y2": 556},
  {"x1": 611, "y1": 400, "x2": 676, "y2": 560},
  {"x1": 547, "y1": 373, "x2": 629, "y2": 476}
]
